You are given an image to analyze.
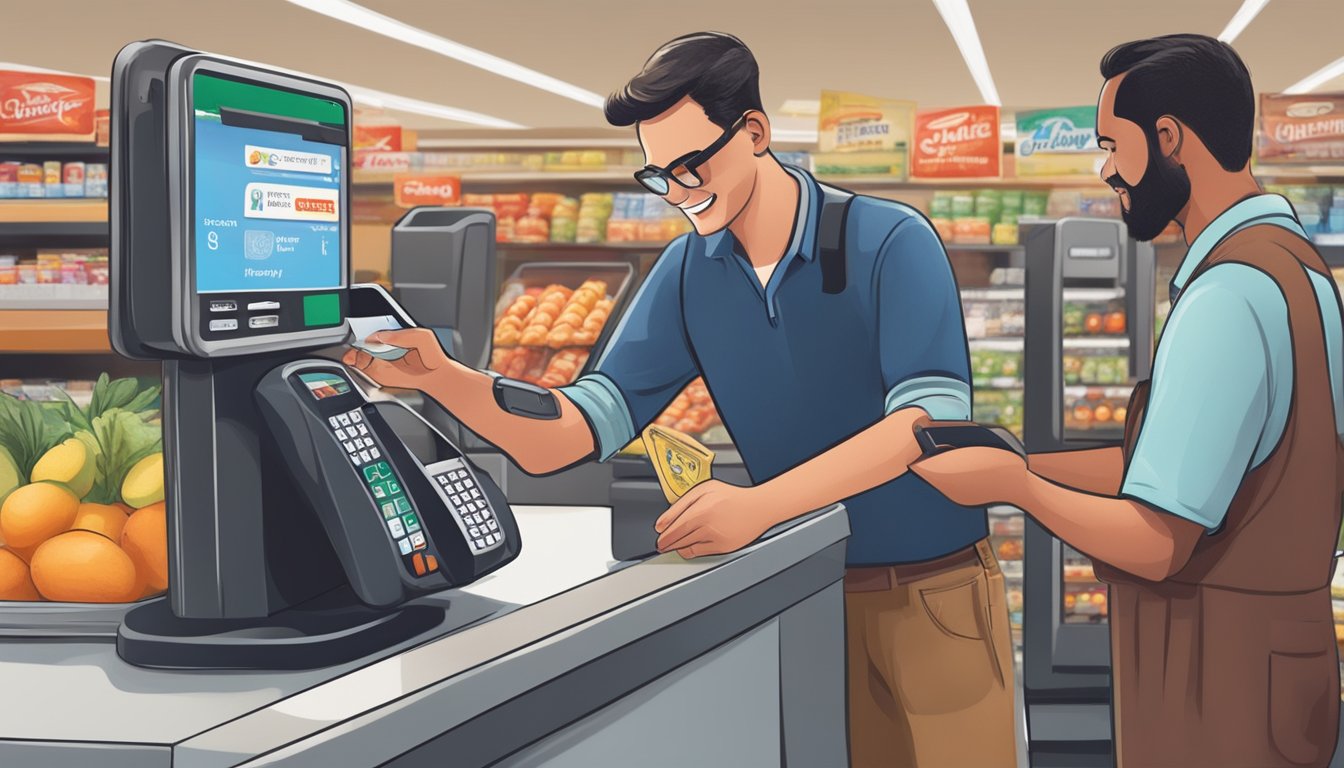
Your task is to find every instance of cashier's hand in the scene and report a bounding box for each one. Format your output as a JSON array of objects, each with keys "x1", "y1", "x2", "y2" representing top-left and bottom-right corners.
[
  {"x1": 654, "y1": 480, "x2": 773, "y2": 559},
  {"x1": 342, "y1": 328, "x2": 450, "y2": 390},
  {"x1": 910, "y1": 447, "x2": 1030, "y2": 508}
]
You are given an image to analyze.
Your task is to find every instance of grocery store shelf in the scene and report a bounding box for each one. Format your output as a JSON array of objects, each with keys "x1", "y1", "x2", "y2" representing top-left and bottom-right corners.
[
  {"x1": 353, "y1": 170, "x2": 637, "y2": 186},
  {"x1": 976, "y1": 377, "x2": 1024, "y2": 390},
  {"x1": 1254, "y1": 164, "x2": 1344, "y2": 179},
  {"x1": 0, "y1": 141, "x2": 108, "y2": 160},
  {"x1": 1062, "y1": 287, "x2": 1125, "y2": 301},
  {"x1": 498, "y1": 241, "x2": 667, "y2": 252},
  {"x1": 0, "y1": 285, "x2": 107, "y2": 310},
  {"x1": 1065, "y1": 385, "x2": 1134, "y2": 398},
  {"x1": 969, "y1": 337, "x2": 1024, "y2": 351},
  {"x1": 0, "y1": 199, "x2": 107, "y2": 223},
  {"x1": 961, "y1": 288, "x2": 1024, "y2": 301},
  {"x1": 1062, "y1": 336, "x2": 1129, "y2": 349},
  {"x1": 0, "y1": 221, "x2": 109, "y2": 248},
  {"x1": 1317, "y1": 243, "x2": 1344, "y2": 266},
  {"x1": 353, "y1": 169, "x2": 1114, "y2": 190},
  {"x1": 0, "y1": 310, "x2": 110, "y2": 353}
]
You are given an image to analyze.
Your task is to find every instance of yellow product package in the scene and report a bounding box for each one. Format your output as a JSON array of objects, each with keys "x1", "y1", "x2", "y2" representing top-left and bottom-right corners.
[
  {"x1": 815, "y1": 90, "x2": 914, "y2": 177},
  {"x1": 641, "y1": 425, "x2": 716, "y2": 504}
]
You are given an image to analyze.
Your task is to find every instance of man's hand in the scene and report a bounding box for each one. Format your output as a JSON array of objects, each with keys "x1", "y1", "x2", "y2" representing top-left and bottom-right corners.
[
  {"x1": 654, "y1": 480, "x2": 776, "y2": 559},
  {"x1": 910, "y1": 446, "x2": 1030, "y2": 508},
  {"x1": 342, "y1": 328, "x2": 451, "y2": 391}
]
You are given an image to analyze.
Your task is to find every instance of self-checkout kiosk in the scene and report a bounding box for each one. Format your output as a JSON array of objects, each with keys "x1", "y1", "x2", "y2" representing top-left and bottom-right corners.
[{"x1": 109, "y1": 41, "x2": 519, "y2": 670}]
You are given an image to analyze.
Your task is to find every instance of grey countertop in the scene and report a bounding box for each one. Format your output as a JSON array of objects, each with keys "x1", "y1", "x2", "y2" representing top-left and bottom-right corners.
[{"x1": 0, "y1": 503, "x2": 849, "y2": 765}]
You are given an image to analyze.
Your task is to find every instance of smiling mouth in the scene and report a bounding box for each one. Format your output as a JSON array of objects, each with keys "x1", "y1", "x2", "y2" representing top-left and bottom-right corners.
[
  {"x1": 681, "y1": 195, "x2": 716, "y2": 216},
  {"x1": 1114, "y1": 188, "x2": 1131, "y2": 212}
]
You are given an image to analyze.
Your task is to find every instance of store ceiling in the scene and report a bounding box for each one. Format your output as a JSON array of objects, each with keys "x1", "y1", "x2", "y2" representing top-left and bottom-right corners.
[{"x1": 5, "y1": 0, "x2": 1343, "y2": 134}]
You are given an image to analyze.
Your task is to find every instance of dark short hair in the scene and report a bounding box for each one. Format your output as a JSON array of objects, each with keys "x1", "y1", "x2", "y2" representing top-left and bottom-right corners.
[
  {"x1": 1099, "y1": 34, "x2": 1254, "y2": 171},
  {"x1": 606, "y1": 32, "x2": 763, "y2": 129}
]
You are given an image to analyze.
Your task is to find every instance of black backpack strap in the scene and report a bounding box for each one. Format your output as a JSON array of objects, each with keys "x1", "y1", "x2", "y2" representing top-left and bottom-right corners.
[{"x1": 818, "y1": 185, "x2": 855, "y2": 294}]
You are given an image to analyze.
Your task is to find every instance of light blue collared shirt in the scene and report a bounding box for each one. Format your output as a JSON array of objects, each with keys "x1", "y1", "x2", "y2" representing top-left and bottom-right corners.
[{"x1": 1121, "y1": 194, "x2": 1344, "y2": 530}]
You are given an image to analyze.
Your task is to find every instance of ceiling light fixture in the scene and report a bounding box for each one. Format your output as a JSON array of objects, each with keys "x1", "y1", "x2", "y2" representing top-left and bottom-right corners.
[
  {"x1": 931, "y1": 0, "x2": 1001, "y2": 106},
  {"x1": 284, "y1": 0, "x2": 604, "y2": 108},
  {"x1": 1284, "y1": 55, "x2": 1344, "y2": 95},
  {"x1": 344, "y1": 84, "x2": 524, "y2": 129},
  {"x1": 1217, "y1": 0, "x2": 1270, "y2": 44},
  {"x1": 0, "y1": 62, "x2": 109, "y2": 83}
]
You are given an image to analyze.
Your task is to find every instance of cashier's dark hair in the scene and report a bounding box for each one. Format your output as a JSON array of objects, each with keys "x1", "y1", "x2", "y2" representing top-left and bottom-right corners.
[
  {"x1": 606, "y1": 32, "x2": 764, "y2": 129},
  {"x1": 1100, "y1": 34, "x2": 1254, "y2": 171}
]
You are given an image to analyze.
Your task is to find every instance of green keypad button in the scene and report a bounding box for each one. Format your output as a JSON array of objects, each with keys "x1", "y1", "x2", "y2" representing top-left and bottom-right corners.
[
  {"x1": 371, "y1": 481, "x2": 396, "y2": 499},
  {"x1": 394, "y1": 497, "x2": 413, "y2": 514},
  {"x1": 380, "y1": 501, "x2": 397, "y2": 520},
  {"x1": 401, "y1": 512, "x2": 420, "y2": 532},
  {"x1": 363, "y1": 462, "x2": 393, "y2": 483},
  {"x1": 385, "y1": 479, "x2": 402, "y2": 495}
]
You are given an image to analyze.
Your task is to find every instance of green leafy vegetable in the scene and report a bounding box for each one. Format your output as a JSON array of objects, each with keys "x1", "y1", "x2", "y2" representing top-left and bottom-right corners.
[
  {"x1": 0, "y1": 394, "x2": 74, "y2": 482},
  {"x1": 85, "y1": 409, "x2": 162, "y2": 505},
  {"x1": 87, "y1": 374, "x2": 162, "y2": 421}
]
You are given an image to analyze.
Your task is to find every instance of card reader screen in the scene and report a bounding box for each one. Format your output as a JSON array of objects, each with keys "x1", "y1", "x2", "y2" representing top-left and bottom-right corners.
[
  {"x1": 192, "y1": 73, "x2": 345, "y2": 294},
  {"x1": 298, "y1": 372, "x2": 351, "y2": 400}
]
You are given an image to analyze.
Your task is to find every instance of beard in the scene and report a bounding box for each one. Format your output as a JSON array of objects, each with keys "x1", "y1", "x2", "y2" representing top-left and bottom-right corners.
[{"x1": 1106, "y1": 133, "x2": 1191, "y2": 242}]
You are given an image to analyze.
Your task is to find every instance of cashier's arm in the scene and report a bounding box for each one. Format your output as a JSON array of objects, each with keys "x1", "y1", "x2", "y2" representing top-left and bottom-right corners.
[
  {"x1": 655, "y1": 406, "x2": 932, "y2": 557},
  {"x1": 1027, "y1": 447, "x2": 1125, "y2": 495},
  {"x1": 344, "y1": 330, "x2": 596, "y2": 474}
]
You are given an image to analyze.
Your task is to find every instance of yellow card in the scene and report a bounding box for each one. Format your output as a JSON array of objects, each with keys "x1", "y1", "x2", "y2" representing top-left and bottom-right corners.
[{"x1": 641, "y1": 425, "x2": 716, "y2": 504}]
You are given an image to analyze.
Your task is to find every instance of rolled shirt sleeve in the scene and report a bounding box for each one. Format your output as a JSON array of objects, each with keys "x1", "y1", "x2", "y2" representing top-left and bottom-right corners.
[
  {"x1": 558, "y1": 236, "x2": 698, "y2": 461},
  {"x1": 1120, "y1": 269, "x2": 1276, "y2": 530},
  {"x1": 876, "y1": 214, "x2": 973, "y2": 421}
]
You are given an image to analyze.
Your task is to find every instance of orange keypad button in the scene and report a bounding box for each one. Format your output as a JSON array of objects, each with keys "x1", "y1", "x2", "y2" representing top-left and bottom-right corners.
[
  {"x1": 425, "y1": 555, "x2": 439, "y2": 572},
  {"x1": 412, "y1": 552, "x2": 426, "y2": 576}
]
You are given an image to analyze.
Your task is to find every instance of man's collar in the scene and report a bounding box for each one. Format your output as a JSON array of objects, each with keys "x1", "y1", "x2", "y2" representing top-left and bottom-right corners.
[
  {"x1": 1170, "y1": 193, "x2": 1306, "y2": 294},
  {"x1": 704, "y1": 164, "x2": 818, "y2": 261}
]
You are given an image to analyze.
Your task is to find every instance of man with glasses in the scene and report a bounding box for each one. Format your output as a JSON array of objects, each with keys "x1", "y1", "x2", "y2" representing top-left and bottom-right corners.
[{"x1": 345, "y1": 31, "x2": 1015, "y2": 767}]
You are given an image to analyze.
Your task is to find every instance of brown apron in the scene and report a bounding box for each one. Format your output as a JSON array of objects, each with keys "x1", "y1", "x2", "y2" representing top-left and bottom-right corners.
[{"x1": 1094, "y1": 224, "x2": 1344, "y2": 767}]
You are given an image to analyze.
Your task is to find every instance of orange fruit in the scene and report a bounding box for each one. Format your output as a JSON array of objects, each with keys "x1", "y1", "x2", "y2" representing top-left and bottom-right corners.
[
  {"x1": 0, "y1": 482, "x2": 79, "y2": 548},
  {"x1": 122, "y1": 502, "x2": 168, "y2": 591},
  {"x1": 30, "y1": 530, "x2": 139, "y2": 603},
  {"x1": 5, "y1": 543, "x2": 38, "y2": 564},
  {"x1": 0, "y1": 548, "x2": 40, "y2": 601},
  {"x1": 71, "y1": 503, "x2": 128, "y2": 542}
]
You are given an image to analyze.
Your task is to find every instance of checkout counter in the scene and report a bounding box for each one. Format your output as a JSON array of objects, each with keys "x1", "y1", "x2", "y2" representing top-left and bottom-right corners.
[
  {"x1": 0, "y1": 505, "x2": 848, "y2": 767},
  {"x1": 0, "y1": 41, "x2": 850, "y2": 766}
]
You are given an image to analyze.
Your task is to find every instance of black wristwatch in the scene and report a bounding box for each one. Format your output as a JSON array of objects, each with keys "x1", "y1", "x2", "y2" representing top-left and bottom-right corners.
[{"x1": 492, "y1": 376, "x2": 561, "y2": 420}]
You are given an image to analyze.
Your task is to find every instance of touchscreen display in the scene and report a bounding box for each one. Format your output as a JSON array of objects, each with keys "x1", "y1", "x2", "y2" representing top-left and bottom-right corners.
[
  {"x1": 192, "y1": 73, "x2": 345, "y2": 294},
  {"x1": 299, "y1": 372, "x2": 351, "y2": 400}
]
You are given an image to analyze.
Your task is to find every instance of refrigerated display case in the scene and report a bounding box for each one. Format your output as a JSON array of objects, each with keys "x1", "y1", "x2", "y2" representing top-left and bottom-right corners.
[
  {"x1": 949, "y1": 244, "x2": 1029, "y2": 656},
  {"x1": 1019, "y1": 218, "x2": 1155, "y2": 765}
]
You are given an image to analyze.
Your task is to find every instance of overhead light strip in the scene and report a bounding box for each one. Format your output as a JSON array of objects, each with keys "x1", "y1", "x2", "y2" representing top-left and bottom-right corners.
[
  {"x1": 931, "y1": 0, "x2": 1002, "y2": 106},
  {"x1": 344, "y1": 84, "x2": 524, "y2": 129},
  {"x1": 1284, "y1": 55, "x2": 1344, "y2": 95},
  {"x1": 284, "y1": 0, "x2": 605, "y2": 108},
  {"x1": 1217, "y1": 0, "x2": 1270, "y2": 43}
]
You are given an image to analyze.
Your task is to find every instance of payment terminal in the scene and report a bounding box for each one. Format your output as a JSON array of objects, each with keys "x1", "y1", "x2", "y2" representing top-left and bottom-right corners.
[
  {"x1": 256, "y1": 362, "x2": 519, "y2": 607},
  {"x1": 111, "y1": 42, "x2": 520, "y2": 669}
]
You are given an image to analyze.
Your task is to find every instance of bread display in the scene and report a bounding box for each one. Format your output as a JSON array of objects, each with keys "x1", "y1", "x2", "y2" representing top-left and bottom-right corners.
[{"x1": 490, "y1": 271, "x2": 626, "y2": 388}]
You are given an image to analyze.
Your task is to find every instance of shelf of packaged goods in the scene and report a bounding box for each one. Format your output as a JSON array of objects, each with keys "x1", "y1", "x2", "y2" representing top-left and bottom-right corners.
[
  {"x1": 0, "y1": 309, "x2": 110, "y2": 353},
  {"x1": 0, "y1": 199, "x2": 107, "y2": 223},
  {"x1": 0, "y1": 142, "x2": 108, "y2": 161},
  {"x1": 960, "y1": 288, "x2": 1025, "y2": 301},
  {"x1": 975, "y1": 377, "x2": 1024, "y2": 391},
  {"x1": 352, "y1": 169, "x2": 1115, "y2": 190},
  {"x1": 968, "y1": 337, "x2": 1023, "y2": 351},
  {"x1": 1062, "y1": 336, "x2": 1129, "y2": 349}
]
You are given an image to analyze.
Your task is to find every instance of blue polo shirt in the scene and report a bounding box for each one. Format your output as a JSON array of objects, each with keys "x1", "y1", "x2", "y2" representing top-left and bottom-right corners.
[{"x1": 560, "y1": 166, "x2": 985, "y2": 565}]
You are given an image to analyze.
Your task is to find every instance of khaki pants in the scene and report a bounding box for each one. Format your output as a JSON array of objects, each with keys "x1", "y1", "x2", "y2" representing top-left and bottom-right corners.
[{"x1": 845, "y1": 539, "x2": 1017, "y2": 767}]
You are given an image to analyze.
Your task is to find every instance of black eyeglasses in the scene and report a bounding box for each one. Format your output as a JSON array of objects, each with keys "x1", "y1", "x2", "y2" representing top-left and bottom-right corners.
[{"x1": 634, "y1": 114, "x2": 748, "y2": 196}]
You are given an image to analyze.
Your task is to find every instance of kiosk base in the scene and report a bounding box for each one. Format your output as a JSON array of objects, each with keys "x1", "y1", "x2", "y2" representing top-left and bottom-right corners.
[{"x1": 116, "y1": 587, "x2": 445, "y2": 670}]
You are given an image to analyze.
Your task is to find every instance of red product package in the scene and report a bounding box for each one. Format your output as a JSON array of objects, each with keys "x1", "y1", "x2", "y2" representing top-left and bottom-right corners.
[
  {"x1": 912, "y1": 106, "x2": 1002, "y2": 179},
  {"x1": 0, "y1": 71, "x2": 96, "y2": 140}
]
